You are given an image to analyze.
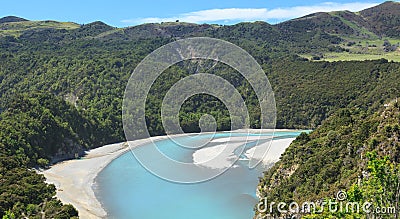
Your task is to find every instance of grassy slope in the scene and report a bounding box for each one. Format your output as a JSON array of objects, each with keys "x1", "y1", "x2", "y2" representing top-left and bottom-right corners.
[
  {"x1": 0, "y1": 20, "x2": 80, "y2": 37},
  {"x1": 298, "y1": 2, "x2": 400, "y2": 62}
]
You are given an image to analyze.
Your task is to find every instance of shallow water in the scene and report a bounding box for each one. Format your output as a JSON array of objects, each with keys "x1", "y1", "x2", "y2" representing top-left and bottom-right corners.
[{"x1": 94, "y1": 131, "x2": 304, "y2": 219}]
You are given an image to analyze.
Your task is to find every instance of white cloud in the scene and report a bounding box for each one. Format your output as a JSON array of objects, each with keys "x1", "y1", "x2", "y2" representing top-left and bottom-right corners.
[{"x1": 121, "y1": 2, "x2": 379, "y2": 25}]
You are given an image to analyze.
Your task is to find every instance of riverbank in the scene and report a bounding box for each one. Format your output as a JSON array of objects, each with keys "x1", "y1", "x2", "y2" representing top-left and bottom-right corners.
[
  {"x1": 41, "y1": 130, "x2": 302, "y2": 218},
  {"x1": 41, "y1": 135, "x2": 174, "y2": 218},
  {"x1": 42, "y1": 142, "x2": 128, "y2": 218}
]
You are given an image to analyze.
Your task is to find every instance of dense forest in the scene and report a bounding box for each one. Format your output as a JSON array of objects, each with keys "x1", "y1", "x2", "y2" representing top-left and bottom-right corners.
[
  {"x1": 0, "y1": 93, "x2": 91, "y2": 218},
  {"x1": 0, "y1": 1, "x2": 399, "y2": 218},
  {"x1": 256, "y1": 100, "x2": 400, "y2": 218}
]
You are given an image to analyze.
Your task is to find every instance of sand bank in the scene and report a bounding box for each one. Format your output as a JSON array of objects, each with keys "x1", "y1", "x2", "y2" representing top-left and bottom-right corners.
[
  {"x1": 41, "y1": 130, "x2": 300, "y2": 218},
  {"x1": 41, "y1": 135, "x2": 172, "y2": 218}
]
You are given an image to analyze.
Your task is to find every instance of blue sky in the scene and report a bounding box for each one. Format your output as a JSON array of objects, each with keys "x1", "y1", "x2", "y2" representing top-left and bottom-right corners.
[{"x1": 0, "y1": 0, "x2": 395, "y2": 27}]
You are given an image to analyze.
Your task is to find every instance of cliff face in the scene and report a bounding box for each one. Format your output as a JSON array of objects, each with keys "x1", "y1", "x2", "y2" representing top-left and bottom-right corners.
[{"x1": 50, "y1": 138, "x2": 86, "y2": 163}]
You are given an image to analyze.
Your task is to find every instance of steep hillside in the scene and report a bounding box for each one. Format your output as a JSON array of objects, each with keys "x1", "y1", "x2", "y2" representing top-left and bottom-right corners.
[
  {"x1": 329, "y1": 10, "x2": 377, "y2": 38},
  {"x1": 360, "y1": 1, "x2": 400, "y2": 37},
  {"x1": 278, "y1": 1, "x2": 400, "y2": 39},
  {"x1": 277, "y1": 12, "x2": 355, "y2": 36},
  {"x1": 0, "y1": 92, "x2": 103, "y2": 218},
  {"x1": 256, "y1": 100, "x2": 400, "y2": 218}
]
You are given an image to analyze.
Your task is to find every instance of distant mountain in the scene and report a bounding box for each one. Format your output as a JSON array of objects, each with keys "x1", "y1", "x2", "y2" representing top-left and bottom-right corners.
[
  {"x1": 121, "y1": 22, "x2": 217, "y2": 39},
  {"x1": 277, "y1": 1, "x2": 400, "y2": 38},
  {"x1": 0, "y1": 19, "x2": 79, "y2": 39},
  {"x1": 1, "y1": 2, "x2": 398, "y2": 61},
  {"x1": 77, "y1": 21, "x2": 115, "y2": 36},
  {"x1": 0, "y1": 16, "x2": 28, "y2": 24},
  {"x1": 92, "y1": 1, "x2": 400, "y2": 42},
  {"x1": 277, "y1": 12, "x2": 356, "y2": 36},
  {"x1": 359, "y1": 1, "x2": 400, "y2": 37}
]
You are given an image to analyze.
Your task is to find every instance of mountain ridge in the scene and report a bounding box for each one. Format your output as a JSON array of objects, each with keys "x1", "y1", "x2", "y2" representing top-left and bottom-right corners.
[
  {"x1": 0, "y1": 16, "x2": 28, "y2": 24},
  {"x1": 1, "y1": 2, "x2": 398, "y2": 62},
  {"x1": 1, "y1": 1, "x2": 399, "y2": 39}
]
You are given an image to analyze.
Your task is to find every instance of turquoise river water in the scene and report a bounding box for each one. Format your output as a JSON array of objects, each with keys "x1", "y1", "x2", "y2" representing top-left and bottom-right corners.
[{"x1": 94, "y1": 131, "x2": 304, "y2": 219}]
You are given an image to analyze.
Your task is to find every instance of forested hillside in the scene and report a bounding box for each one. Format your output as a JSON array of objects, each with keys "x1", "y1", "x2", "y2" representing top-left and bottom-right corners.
[
  {"x1": 0, "y1": 1, "x2": 399, "y2": 218},
  {"x1": 256, "y1": 100, "x2": 400, "y2": 218},
  {"x1": 0, "y1": 93, "x2": 95, "y2": 218}
]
